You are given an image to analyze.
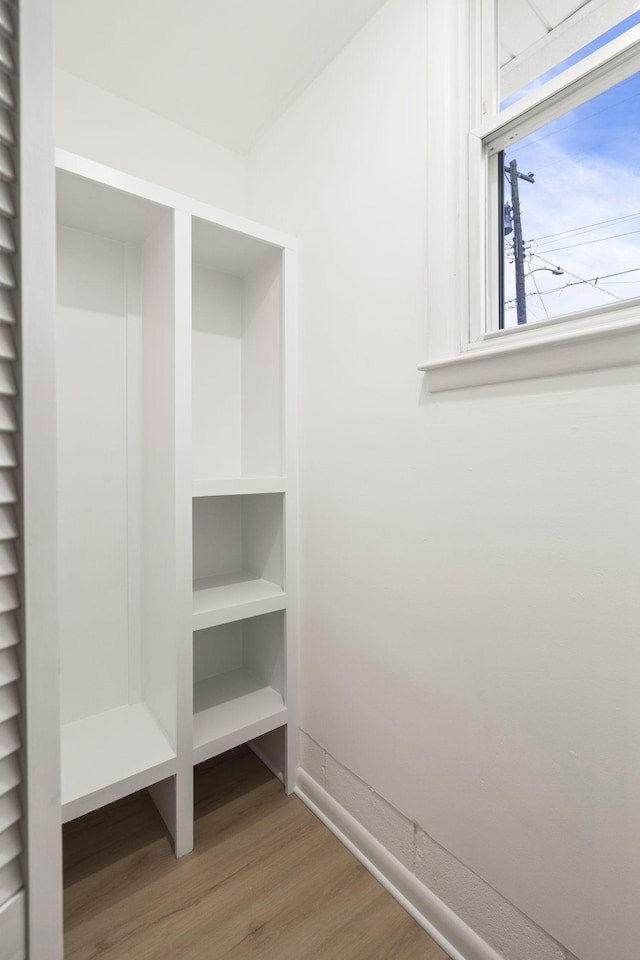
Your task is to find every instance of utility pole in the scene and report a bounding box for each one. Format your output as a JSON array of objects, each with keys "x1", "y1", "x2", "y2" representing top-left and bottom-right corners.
[{"x1": 507, "y1": 159, "x2": 534, "y2": 325}]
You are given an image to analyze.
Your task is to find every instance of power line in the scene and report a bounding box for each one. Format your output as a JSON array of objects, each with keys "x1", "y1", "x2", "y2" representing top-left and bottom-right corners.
[
  {"x1": 561, "y1": 266, "x2": 640, "y2": 284},
  {"x1": 526, "y1": 211, "x2": 640, "y2": 244},
  {"x1": 532, "y1": 253, "x2": 624, "y2": 301},
  {"x1": 534, "y1": 227, "x2": 640, "y2": 255},
  {"x1": 505, "y1": 280, "x2": 640, "y2": 307},
  {"x1": 504, "y1": 290, "x2": 552, "y2": 307},
  {"x1": 504, "y1": 265, "x2": 640, "y2": 307},
  {"x1": 525, "y1": 152, "x2": 579, "y2": 179}
]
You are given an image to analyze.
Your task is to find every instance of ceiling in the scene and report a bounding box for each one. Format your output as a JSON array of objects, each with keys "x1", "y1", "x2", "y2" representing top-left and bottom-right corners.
[{"x1": 55, "y1": 0, "x2": 389, "y2": 154}]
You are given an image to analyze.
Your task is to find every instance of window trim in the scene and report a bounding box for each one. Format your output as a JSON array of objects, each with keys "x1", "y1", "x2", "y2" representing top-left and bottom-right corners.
[
  {"x1": 420, "y1": 0, "x2": 640, "y2": 391},
  {"x1": 480, "y1": 24, "x2": 640, "y2": 148},
  {"x1": 501, "y1": 0, "x2": 639, "y2": 102}
]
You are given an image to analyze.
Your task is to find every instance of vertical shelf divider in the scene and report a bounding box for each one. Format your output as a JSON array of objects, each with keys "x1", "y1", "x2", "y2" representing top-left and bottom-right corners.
[
  {"x1": 147, "y1": 208, "x2": 194, "y2": 857},
  {"x1": 174, "y1": 209, "x2": 194, "y2": 856},
  {"x1": 282, "y1": 246, "x2": 300, "y2": 793}
]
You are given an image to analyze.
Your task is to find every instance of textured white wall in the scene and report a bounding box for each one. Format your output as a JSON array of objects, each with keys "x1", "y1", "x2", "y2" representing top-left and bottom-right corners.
[
  {"x1": 55, "y1": 70, "x2": 246, "y2": 214},
  {"x1": 301, "y1": 730, "x2": 568, "y2": 960},
  {"x1": 247, "y1": 2, "x2": 640, "y2": 959}
]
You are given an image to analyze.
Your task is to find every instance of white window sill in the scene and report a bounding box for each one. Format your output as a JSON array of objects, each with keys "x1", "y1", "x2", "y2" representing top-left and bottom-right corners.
[{"x1": 419, "y1": 315, "x2": 640, "y2": 392}]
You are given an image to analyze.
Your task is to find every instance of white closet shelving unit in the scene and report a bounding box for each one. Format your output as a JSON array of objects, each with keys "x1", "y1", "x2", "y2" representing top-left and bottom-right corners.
[{"x1": 55, "y1": 149, "x2": 298, "y2": 856}]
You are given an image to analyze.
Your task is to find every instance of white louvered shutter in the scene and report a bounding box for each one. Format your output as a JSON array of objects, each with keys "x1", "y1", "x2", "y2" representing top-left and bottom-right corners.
[{"x1": 0, "y1": 2, "x2": 23, "y2": 958}]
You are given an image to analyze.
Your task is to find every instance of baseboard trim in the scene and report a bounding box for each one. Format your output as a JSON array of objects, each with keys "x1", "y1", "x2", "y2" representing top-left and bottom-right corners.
[{"x1": 295, "y1": 770, "x2": 501, "y2": 960}]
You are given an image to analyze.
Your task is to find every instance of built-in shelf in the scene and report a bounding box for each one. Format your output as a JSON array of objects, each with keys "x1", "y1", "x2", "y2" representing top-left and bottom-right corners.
[
  {"x1": 192, "y1": 477, "x2": 286, "y2": 498},
  {"x1": 61, "y1": 703, "x2": 176, "y2": 823},
  {"x1": 193, "y1": 573, "x2": 286, "y2": 630},
  {"x1": 193, "y1": 668, "x2": 287, "y2": 765},
  {"x1": 53, "y1": 151, "x2": 296, "y2": 866}
]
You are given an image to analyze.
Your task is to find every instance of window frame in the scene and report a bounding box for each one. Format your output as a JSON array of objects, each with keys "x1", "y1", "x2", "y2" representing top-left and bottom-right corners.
[{"x1": 420, "y1": 0, "x2": 640, "y2": 391}]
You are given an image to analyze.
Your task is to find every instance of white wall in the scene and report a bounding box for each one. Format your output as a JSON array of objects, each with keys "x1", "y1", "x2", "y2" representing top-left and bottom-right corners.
[
  {"x1": 55, "y1": 70, "x2": 246, "y2": 214},
  {"x1": 247, "y1": 3, "x2": 640, "y2": 960}
]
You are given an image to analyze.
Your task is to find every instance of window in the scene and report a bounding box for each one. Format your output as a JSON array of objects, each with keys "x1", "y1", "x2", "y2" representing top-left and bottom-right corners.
[
  {"x1": 420, "y1": 0, "x2": 640, "y2": 390},
  {"x1": 499, "y1": 67, "x2": 640, "y2": 329},
  {"x1": 496, "y1": 2, "x2": 640, "y2": 330}
]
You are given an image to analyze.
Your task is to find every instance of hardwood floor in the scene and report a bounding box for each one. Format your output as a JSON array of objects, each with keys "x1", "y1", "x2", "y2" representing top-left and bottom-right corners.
[{"x1": 63, "y1": 746, "x2": 449, "y2": 959}]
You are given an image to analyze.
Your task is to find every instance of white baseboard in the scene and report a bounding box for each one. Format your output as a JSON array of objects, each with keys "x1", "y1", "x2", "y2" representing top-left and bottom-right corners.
[
  {"x1": 295, "y1": 770, "x2": 502, "y2": 960},
  {"x1": 0, "y1": 890, "x2": 25, "y2": 960}
]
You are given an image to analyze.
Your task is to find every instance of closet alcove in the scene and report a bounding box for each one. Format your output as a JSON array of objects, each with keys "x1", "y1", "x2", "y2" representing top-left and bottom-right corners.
[{"x1": 55, "y1": 150, "x2": 298, "y2": 857}]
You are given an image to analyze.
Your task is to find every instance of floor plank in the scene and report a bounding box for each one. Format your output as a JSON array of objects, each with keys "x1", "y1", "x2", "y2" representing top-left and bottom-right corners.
[{"x1": 63, "y1": 746, "x2": 449, "y2": 960}]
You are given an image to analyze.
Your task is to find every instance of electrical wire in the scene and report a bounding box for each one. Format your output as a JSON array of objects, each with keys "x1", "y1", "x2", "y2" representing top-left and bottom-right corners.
[
  {"x1": 561, "y1": 265, "x2": 640, "y2": 283},
  {"x1": 526, "y1": 211, "x2": 640, "y2": 244},
  {"x1": 531, "y1": 253, "x2": 624, "y2": 301},
  {"x1": 504, "y1": 265, "x2": 640, "y2": 307},
  {"x1": 534, "y1": 227, "x2": 640, "y2": 255}
]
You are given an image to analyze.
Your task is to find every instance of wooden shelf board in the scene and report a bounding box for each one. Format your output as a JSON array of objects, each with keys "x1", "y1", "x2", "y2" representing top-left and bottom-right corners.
[
  {"x1": 193, "y1": 574, "x2": 286, "y2": 630},
  {"x1": 192, "y1": 477, "x2": 286, "y2": 498},
  {"x1": 193, "y1": 668, "x2": 287, "y2": 766},
  {"x1": 61, "y1": 702, "x2": 176, "y2": 823}
]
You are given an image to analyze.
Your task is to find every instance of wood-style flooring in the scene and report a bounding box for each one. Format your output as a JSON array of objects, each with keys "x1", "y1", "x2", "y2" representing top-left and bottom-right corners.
[{"x1": 63, "y1": 746, "x2": 449, "y2": 959}]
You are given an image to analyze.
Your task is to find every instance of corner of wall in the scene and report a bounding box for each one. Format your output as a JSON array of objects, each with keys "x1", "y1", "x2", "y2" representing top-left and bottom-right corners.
[{"x1": 54, "y1": 69, "x2": 247, "y2": 216}]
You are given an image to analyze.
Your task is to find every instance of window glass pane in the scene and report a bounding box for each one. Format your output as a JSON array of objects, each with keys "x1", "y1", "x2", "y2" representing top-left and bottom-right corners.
[
  {"x1": 500, "y1": 70, "x2": 640, "y2": 328},
  {"x1": 500, "y1": 0, "x2": 640, "y2": 110}
]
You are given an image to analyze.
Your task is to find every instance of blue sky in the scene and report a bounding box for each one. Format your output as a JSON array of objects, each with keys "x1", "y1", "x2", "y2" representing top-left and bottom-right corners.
[{"x1": 502, "y1": 11, "x2": 640, "y2": 325}]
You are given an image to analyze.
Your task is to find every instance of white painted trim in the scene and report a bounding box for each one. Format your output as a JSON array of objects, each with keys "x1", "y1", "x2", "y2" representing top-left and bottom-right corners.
[
  {"x1": 62, "y1": 755, "x2": 178, "y2": 823},
  {"x1": 192, "y1": 708, "x2": 289, "y2": 766},
  {"x1": 424, "y1": 0, "x2": 640, "y2": 391},
  {"x1": 0, "y1": 890, "x2": 25, "y2": 960},
  {"x1": 20, "y1": 0, "x2": 64, "y2": 957},
  {"x1": 501, "y1": 0, "x2": 639, "y2": 100},
  {"x1": 468, "y1": 130, "x2": 487, "y2": 347},
  {"x1": 125, "y1": 243, "x2": 143, "y2": 704},
  {"x1": 419, "y1": 313, "x2": 640, "y2": 391},
  {"x1": 425, "y1": 0, "x2": 471, "y2": 362},
  {"x1": 283, "y1": 248, "x2": 299, "y2": 794},
  {"x1": 173, "y1": 208, "x2": 194, "y2": 859},
  {"x1": 479, "y1": 26, "x2": 640, "y2": 152},
  {"x1": 295, "y1": 770, "x2": 503, "y2": 960},
  {"x1": 192, "y1": 477, "x2": 286, "y2": 497},
  {"x1": 55, "y1": 148, "x2": 298, "y2": 253},
  {"x1": 479, "y1": 0, "x2": 498, "y2": 118}
]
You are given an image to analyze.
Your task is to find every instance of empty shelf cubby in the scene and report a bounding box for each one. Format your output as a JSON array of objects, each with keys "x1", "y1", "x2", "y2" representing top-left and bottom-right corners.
[
  {"x1": 191, "y1": 216, "x2": 283, "y2": 483},
  {"x1": 192, "y1": 493, "x2": 285, "y2": 630},
  {"x1": 193, "y1": 611, "x2": 286, "y2": 764}
]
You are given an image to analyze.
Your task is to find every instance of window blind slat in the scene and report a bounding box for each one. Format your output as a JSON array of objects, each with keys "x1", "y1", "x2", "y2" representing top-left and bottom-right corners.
[{"x1": 0, "y1": 13, "x2": 22, "y2": 958}]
